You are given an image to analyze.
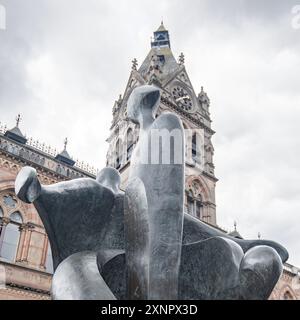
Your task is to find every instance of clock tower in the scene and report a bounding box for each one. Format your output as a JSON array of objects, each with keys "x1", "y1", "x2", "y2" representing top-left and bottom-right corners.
[{"x1": 106, "y1": 22, "x2": 217, "y2": 226}]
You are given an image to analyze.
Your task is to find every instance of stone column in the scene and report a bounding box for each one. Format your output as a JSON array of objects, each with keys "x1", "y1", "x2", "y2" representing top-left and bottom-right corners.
[
  {"x1": 16, "y1": 224, "x2": 27, "y2": 262},
  {"x1": 21, "y1": 224, "x2": 34, "y2": 262},
  {"x1": 201, "y1": 203, "x2": 210, "y2": 223},
  {"x1": 0, "y1": 217, "x2": 9, "y2": 254}
]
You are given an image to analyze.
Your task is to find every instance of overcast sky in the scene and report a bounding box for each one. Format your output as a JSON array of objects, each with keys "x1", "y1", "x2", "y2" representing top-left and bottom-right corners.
[{"x1": 0, "y1": 0, "x2": 300, "y2": 266}]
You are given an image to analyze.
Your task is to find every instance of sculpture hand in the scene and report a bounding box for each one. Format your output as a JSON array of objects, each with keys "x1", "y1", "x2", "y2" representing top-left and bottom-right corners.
[
  {"x1": 239, "y1": 245, "x2": 282, "y2": 299},
  {"x1": 179, "y1": 237, "x2": 283, "y2": 300}
]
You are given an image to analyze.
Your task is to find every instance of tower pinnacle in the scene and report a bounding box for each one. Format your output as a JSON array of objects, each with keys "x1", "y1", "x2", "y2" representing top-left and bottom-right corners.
[
  {"x1": 4, "y1": 114, "x2": 27, "y2": 144},
  {"x1": 16, "y1": 114, "x2": 21, "y2": 127},
  {"x1": 64, "y1": 137, "x2": 68, "y2": 151},
  {"x1": 55, "y1": 137, "x2": 75, "y2": 166},
  {"x1": 178, "y1": 52, "x2": 185, "y2": 65},
  {"x1": 258, "y1": 232, "x2": 261, "y2": 240},
  {"x1": 131, "y1": 58, "x2": 138, "y2": 70}
]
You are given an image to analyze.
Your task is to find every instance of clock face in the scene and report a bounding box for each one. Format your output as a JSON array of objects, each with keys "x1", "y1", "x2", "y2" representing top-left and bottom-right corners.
[{"x1": 172, "y1": 86, "x2": 193, "y2": 112}]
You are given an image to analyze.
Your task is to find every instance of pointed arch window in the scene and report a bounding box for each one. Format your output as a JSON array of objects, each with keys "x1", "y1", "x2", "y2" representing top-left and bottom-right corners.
[
  {"x1": 283, "y1": 291, "x2": 294, "y2": 300},
  {"x1": 182, "y1": 123, "x2": 188, "y2": 159},
  {"x1": 186, "y1": 191, "x2": 203, "y2": 219},
  {"x1": 126, "y1": 128, "x2": 134, "y2": 161},
  {"x1": 195, "y1": 200, "x2": 202, "y2": 218},
  {"x1": 0, "y1": 211, "x2": 23, "y2": 262},
  {"x1": 3, "y1": 195, "x2": 17, "y2": 209},
  {"x1": 187, "y1": 191, "x2": 194, "y2": 216},
  {"x1": 192, "y1": 133, "x2": 197, "y2": 160},
  {"x1": 115, "y1": 139, "x2": 121, "y2": 170},
  {"x1": 10, "y1": 212, "x2": 23, "y2": 224},
  {"x1": 191, "y1": 132, "x2": 202, "y2": 164}
]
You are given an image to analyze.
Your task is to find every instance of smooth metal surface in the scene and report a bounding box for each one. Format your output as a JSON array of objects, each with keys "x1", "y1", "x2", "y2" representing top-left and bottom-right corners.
[
  {"x1": 15, "y1": 84, "x2": 288, "y2": 300},
  {"x1": 52, "y1": 251, "x2": 116, "y2": 300},
  {"x1": 125, "y1": 85, "x2": 185, "y2": 300},
  {"x1": 15, "y1": 166, "x2": 124, "y2": 270}
]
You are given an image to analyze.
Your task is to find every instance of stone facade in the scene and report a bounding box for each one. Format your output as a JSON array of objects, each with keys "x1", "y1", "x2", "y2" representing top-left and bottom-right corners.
[
  {"x1": 270, "y1": 263, "x2": 300, "y2": 300},
  {"x1": 0, "y1": 122, "x2": 95, "y2": 300},
  {"x1": 0, "y1": 24, "x2": 298, "y2": 300}
]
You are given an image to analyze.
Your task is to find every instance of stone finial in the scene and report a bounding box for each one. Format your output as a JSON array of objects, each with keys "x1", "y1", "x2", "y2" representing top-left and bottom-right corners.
[
  {"x1": 64, "y1": 137, "x2": 68, "y2": 151},
  {"x1": 131, "y1": 58, "x2": 138, "y2": 71},
  {"x1": 179, "y1": 52, "x2": 185, "y2": 65},
  {"x1": 198, "y1": 86, "x2": 210, "y2": 108},
  {"x1": 234, "y1": 221, "x2": 237, "y2": 231},
  {"x1": 16, "y1": 114, "x2": 21, "y2": 127}
]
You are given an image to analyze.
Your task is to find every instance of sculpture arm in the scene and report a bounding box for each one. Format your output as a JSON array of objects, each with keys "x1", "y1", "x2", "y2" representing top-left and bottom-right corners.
[{"x1": 183, "y1": 213, "x2": 289, "y2": 263}]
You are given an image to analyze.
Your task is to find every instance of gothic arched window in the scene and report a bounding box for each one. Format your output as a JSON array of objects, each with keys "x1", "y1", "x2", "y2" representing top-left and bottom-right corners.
[
  {"x1": 10, "y1": 212, "x2": 23, "y2": 224},
  {"x1": 192, "y1": 133, "x2": 197, "y2": 161},
  {"x1": 3, "y1": 195, "x2": 17, "y2": 209},
  {"x1": 283, "y1": 291, "x2": 294, "y2": 300},
  {"x1": 115, "y1": 139, "x2": 121, "y2": 170},
  {"x1": 126, "y1": 128, "x2": 134, "y2": 161},
  {"x1": 182, "y1": 123, "x2": 188, "y2": 159},
  {"x1": 195, "y1": 199, "x2": 202, "y2": 218},
  {"x1": 0, "y1": 211, "x2": 23, "y2": 262},
  {"x1": 186, "y1": 191, "x2": 202, "y2": 219}
]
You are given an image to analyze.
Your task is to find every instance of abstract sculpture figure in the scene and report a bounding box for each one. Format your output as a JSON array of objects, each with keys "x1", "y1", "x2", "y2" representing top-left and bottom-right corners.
[
  {"x1": 15, "y1": 166, "x2": 124, "y2": 269},
  {"x1": 125, "y1": 85, "x2": 185, "y2": 299},
  {"x1": 15, "y1": 85, "x2": 288, "y2": 300}
]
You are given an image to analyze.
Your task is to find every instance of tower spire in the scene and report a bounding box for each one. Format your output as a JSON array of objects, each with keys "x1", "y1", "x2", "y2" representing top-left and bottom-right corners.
[
  {"x1": 4, "y1": 114, "x2": 27, "y2": 144},
  {"x1": 55, "y1": 137, "x2": 75, "y2": 166}
]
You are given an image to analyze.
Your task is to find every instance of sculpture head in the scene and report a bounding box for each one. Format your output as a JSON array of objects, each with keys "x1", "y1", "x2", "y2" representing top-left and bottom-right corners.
[
  {"x1": 127, "y1": 85, "x2": 160, "y2": 127},
  {"x1": 96, "y1": 167, "x2": 122, "y2": 194},
  {"x1": 15, "y1": 166, "x2": 41, "y2": 203}
]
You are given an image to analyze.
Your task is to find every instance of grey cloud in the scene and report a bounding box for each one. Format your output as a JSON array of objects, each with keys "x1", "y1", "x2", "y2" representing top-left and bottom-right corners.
[{"x1": 0, "y1": 0, "x2": 299, "y2": 266}]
